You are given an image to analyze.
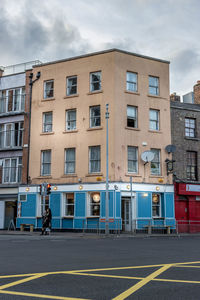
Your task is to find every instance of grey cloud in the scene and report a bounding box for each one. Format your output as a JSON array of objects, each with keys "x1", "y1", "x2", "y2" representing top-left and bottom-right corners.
[{"x1": 171, "y1": 49, "x2": 200, "y2": 74}]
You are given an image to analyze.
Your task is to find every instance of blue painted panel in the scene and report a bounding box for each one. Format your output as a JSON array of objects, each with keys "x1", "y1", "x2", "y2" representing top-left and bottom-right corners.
[
  {"x1": 165, "y1": 193, "x2": 175, "y2": 218},
  {"x1": 137, "y1": 193, "x2": 151, "y2": 218},
  {"x1": 161, "y1": 194, "x2": 165, "y2": 218},
  {"x1": 115, "y1": 192, "x2": 121, "y2": 218},
  {"x1": 137, "y1": 219, "x2": 151, "y2": 229},
  {"x1": 74, "y1": 218, "x2": 85, "y2": 229},
  {"x1": 37, "y1": 218, "x2": 42, "y2": 228},
  {"x1": 101, "y1": 192, "x2": 105, "y2": 218},
  {"x1": 75, "y1": 193, "x2": 85, "y2": 217},
  {"x1": 62, "y1": 218, "x2": 73, "y2": 229},
  {"x1": 50, "y1": 193, "x2": 60, "y2": 217},
  {"x1": 109, "y1": 192, "x2": 114, "y2": 217},
  {"x1": 87, "y1": 218, "x2": 99, "y2": 230},
  {"x1": 51, "y1": 219, "x2": 60, "y2": 229},
  {"x1": 21, "y1": 194, "x2": 36, "y2": 217}
]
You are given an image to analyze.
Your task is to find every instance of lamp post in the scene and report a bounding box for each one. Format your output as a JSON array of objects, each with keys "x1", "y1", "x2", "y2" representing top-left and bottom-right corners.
[
  {"x1": 105, "y1": 103, "x2": 109, "y2": 235},
  {"x1": 27, "y1": 71, "x2": 41, "y2": 183}
]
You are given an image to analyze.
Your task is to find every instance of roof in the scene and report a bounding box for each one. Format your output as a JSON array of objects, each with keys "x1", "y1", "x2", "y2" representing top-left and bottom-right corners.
[
  {"x1": 33, "y1": 48, "x2": 170, "y2": 68},
  {"x1": 170, "y1": 101, "x2": 200, "y2": 112}
]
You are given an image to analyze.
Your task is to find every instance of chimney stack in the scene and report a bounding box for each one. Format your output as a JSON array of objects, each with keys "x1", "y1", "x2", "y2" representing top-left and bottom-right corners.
[
  {"x1": 170, "y1": 92, "x2": 180, "y2": 102},
  {"x1": 194, "y1": 81, "x2": 200, "y2": 104}
]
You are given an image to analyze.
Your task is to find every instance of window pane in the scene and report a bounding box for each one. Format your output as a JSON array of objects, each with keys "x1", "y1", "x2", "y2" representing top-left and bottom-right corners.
[
  {"x1": 43, "y1": 112, "x2": 52, "y2": 132},
  {"x1": 128, "y1": 146, "x2": 138, "y2": 173},
  {"x1": 90, "y1": 72, "x2": 101, "y2": 92},
  {"x1": 126, "y1": 72, "x2": 137, "y2": 92},
  {"x1": 90, "y1": 106, "x2": 101, "y2": 127},
  {"x1": 151, "y1": 149, "x2": 160, "y2": 175},
  {"x1": 65, "y1": 148, "x2": 75, "y2": 174},
  {"x1": 149, "y1": 76, "x2": 159, "y2": 95},
  {"x1": 44, "y1": 81, "x2": 54, "y2": 98},
  {"x1": 89, "y1": 146, "x2": 100, "y2": 173},
  {"x1": 67, "y1": 76, "x2": 77, "y2": 95}
]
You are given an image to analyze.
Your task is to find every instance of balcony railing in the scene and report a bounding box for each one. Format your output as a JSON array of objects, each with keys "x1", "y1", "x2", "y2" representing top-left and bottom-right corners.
[
  {"x1": 0, "y1": 94, "x2": 25, "y2": 114},
  {"x1": 0, "y1": 129, "x2": 23, "y2": 149}
]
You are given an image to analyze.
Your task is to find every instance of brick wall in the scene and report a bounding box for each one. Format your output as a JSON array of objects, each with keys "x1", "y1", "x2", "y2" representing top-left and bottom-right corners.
[{"x1": 194, "y1": 81, "x2": 200, "y2": 104}]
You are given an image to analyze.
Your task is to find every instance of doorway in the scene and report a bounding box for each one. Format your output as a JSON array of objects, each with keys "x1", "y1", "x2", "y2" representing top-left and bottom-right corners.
[
  {"x1": 5, "y1": 201, "x2": 17, "y2": 229},
  {"x1": 122, "y1": 197, "x2": 131, "y2": 232}
]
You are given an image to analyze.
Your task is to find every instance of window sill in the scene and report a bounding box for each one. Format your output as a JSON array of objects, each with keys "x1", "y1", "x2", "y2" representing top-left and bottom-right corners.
[
  {"x1": 184, "y1": 137, "x2": 199, "y2": 141},
  {"x1": 148, "y1": 130, "x2": 162, "y2": 134},
  {"x1": 87, "y1": 126, "x2": 103, "y2": 131},
  {"x1": 62, "y1": 216, "x2": 74, "y2": 219},
  {"x1": 63, "y1": 94, "x2": 79, "y2": 99},
  {"x1": 40, "y1": 132, "x2": 55, "y2": 136},
  {"x1": 149, "y1": 175, "x2": 163, "y2": 178},
  {"x1": 41, "y1": 98, "x2": 55, "y2": 102},
  {"x1": 63, "y1": 130, "x2": 78, "y2": 134},
  {"x1": 87, "y1": 90, "x2": 103, "y2": 95},
  {"x1": 36, "y1": 176, "x2": 52, "y2": 179},
  {"x1": 153, "y1": 217, "x2": 164, "y2": 219},
  {"x1": 86, "y1": 216, "x2": 100, "y2": 218},
  {"x1": 86, "y1": 173, "x2": 103, "y2": 177},
  {"x1": 61, "y1": 174, "x2": 77, "y2": 178},
  {"x1": 125, "y1": 126, "x2": 140, "y2": 131},
  {"x1": 125, "y1": 90, "x2": 140, "y2": 96},
  {"x1": 147, "y1": 94, "x2": 162, "y2": 99},
  {"x1": 126, "y1": 173, "x2": 142, "y2": 177}
]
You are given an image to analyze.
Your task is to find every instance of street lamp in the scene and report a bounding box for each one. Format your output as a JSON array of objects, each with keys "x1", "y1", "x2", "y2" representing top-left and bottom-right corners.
[{"x1": 105, "y1": 103, "x2": 109, "y2": 235}]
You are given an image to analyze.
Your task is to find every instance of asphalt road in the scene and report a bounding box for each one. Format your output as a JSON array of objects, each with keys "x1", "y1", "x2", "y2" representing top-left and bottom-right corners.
[{"x1": 0, "y1": 233, "x2": 200, "y2": 299}]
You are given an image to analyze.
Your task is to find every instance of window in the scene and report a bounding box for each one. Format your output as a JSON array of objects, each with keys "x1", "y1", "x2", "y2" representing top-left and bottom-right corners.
[
  {"x1": 185, "y1": 118, "x2": 196, "y2": 138},
  {"x1": 43, "y1": 112, "x2": 52, "y2": 133},
  {"x1": 0, "y1": 88, "x2": 25, "y2": 114},
  {"x1": 67, "y1": 76, "x2": 77, "y2": 95},
  {"x1": 44, "y1": 80, "x2": 54, "y2": 98},
  {"x1": 2, "y1": 157, "x2": 22, "y2": 183},
  {"x1": 66, "y1": 109, "x2": 76, "y2": 131},
  {"x1": 127, "y1": 106, "x2": 137, "y2": 128},
  {"x1": 19, "y1": 194, "x2": 27, "y2": 201},
  {"x1": 149, "y1": 76, "x2": 159, "y2": 96},
  {"x1": 90, "y1": 72, "x2": 101, "y2": 92},
  {"x1": 186, "y1": 151, "x2": 197, "y2": 180},
  {"x1": 151, "y1": 149, "x2": 161, "y2": 175},
  {"x1": 0, "y1": 122, "x2": 23, "y2": 149},
  {"x1": 89, "y1": 146, "x2": 100, "y2": 173},
  {"x1": 88, "y1": 192, "x2": 100, "y2": 216},
  {"x1": 64, "y1": 193, "x2": 74, "y2": 216},
  {"x1": 149, "y1": 109, "x2": 159, "y2": 131},
  {"x1": 126, "y1": 72, "x2": 137, "y2": 92},
  {"x1": 41, "y1": 150, "x2": 51, "y2": 176},
  {"x1": 128, "y1": 146, "x2": 138, "y2": 173},
  {"x1": 41, "y1": 196, "x2": 49, "y2": 216},
  {"x1": 152, "y1": 193, "x2": 161, "y2": 218},
  {"x1": 90, "y1": 106, "x2": 101, "y2": 127},
  {"x1": 65, "y1": 148, "x2": 75, "y2": 174}
]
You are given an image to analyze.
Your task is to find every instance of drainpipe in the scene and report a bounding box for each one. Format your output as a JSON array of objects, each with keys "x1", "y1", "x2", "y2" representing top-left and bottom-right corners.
[{"x1": 27, "y1": 71, "x2": 41, "y2": 183}]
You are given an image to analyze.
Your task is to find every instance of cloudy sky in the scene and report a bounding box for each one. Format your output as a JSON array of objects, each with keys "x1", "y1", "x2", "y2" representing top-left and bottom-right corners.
[{"x1": 0, "y1": 0, "x2": 200, "y2": 96}]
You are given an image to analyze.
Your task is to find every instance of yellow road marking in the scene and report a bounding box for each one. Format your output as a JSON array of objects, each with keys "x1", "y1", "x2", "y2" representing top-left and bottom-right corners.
[
  {"x1": 155, "y1": 278, "x2": 200, "y2": 284},
  {"x1": 112, "y1": 264, "x2": 172, "y2": 300},
  {"x1": 0, "y1": 274, "x2": 47, "y2": 290},
  {"x1": 0, "y1": 290, "x2": 89, "y2": 300},
  {"x1": 70, "y1": 272, "x2": 144, "y2": 280},
  {"x1": 175, "y1": 265, "x2": 200, "y2": 268}
]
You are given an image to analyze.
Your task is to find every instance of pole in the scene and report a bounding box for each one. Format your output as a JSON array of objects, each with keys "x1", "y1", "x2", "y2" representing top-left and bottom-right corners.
[
  {"x1": 130, "y1": 176, "x2": 133, "y2": 233},
  {"x1": 105, "y1": 104, "x2": 109, "y2": 235}
]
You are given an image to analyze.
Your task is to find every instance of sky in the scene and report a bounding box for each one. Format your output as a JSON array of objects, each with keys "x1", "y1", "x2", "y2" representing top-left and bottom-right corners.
[{"x1": 0, "y1": 0, "x2": 200, "y2": 96}]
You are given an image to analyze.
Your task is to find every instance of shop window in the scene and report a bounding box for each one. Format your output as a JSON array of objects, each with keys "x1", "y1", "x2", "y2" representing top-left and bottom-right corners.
[
  {"x1": 88, "y1": 192, "x2": 100, "y2": 216},
  {"x1": 152, "y1": 193, "x2": 161, "y2": 218},
  {"x1": 64, "y1": 193, "x2": 74, "y2": 216}
]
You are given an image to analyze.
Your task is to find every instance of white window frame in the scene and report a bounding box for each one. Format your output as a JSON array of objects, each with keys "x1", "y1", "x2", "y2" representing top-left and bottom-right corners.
[
  {"x1": 64, "y1": 193, "x2": 75, "y2": 217},
  {"x1": 2, "y1": 157, "x2": 22, "y2": 183},
  {"x1": 44, "y1": 80, "x2": 54, "y2": 99},
  {"x1": 126, "y1": 72, "x2": 138, "y2": 92},
  {"x1": 65, "y1": 148, "x2": 76, "y2": 174},
  {"x1": 90, "y1": 106, "x2": 101, "y2": 128},
  {"x1": 152, "y1": 193, "x2": 161, "y2": 218},
  {"x1": 185, "y1": 118, "x2": 196, "y2": 138},
  {"x1": 127, "y1": 106, "x2": 137, "y2": 128},
  {"x1": 90, "y1": 71, "x2": 101, "y2": 92},
  {"x1": 87, "y1": 192, "x2": 101, "y2": 217},
  {"x1": 89, "y1": 146, "x2": 101, "y2": 173},
  {"x1": 43, "y1": 112, "x2": 53, "y2": 133},
  {"x1": 41, "y1": 150, "x2": 51, "y2": 176},
  {"x1": 66, "y1": 109, "x2": 76, "y2": 131},
  {"x1": 149, "y1": 76, "x2": 159, "y2": 96},
  {"x1": 149, "y1": 109, "x2": 160, "y2": 131},
  {"x1": 127, "y1": 146, "x2": 138, "y2": 173},
  {"x1": 66, "y1": 76, "x2": 77, "y2": 96},
  {"x1": 150, "y1": 149, "x2": 161, "y2": 175}
]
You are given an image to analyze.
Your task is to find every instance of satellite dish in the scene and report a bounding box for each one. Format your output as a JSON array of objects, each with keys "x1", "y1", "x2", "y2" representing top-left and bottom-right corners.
[
  {"x1": 141, "y1": 151, "x2": 155, "y2": 163},
  {"x1": 165, "y1": 145, "x2": 176, "y2": 154}
]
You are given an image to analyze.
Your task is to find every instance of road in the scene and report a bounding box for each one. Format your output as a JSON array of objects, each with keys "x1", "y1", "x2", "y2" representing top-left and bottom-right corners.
[{"x1": 0, "y1": 233, "x2": 200, "y2": 299}]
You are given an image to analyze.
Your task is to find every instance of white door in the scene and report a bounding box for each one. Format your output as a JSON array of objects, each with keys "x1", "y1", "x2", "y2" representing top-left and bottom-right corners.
[
  {"x1": 122, "y1": 198, "x2": 131, "y2": 231},
  {"x1": 0, "y1": 201, "x2": 5, "y2": 229}
]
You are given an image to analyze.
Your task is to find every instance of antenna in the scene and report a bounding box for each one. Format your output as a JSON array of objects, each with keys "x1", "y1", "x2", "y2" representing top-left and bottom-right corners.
[{"x1": 141, "y1": 151, "x2": 155, "y2": 164}]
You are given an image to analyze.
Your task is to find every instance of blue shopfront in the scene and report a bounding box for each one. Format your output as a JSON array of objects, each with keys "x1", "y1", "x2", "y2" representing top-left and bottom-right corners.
[{"x1": 16, "y1": 182, "x2": 175, "y2": 232}]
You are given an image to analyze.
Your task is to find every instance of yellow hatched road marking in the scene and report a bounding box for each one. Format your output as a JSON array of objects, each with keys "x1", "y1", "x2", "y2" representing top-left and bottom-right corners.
[
  {"x1": 112, "y1": 264, "x2": 172, "y2": 300},
  {"x1": 0, "y1": 274, "x2": 48, "y2": 290},
  {"x1": 0, "y1": 290, "x2": 89, "y2": 300},
  {"x1": 70, "y1": 272, "x2": 143, "y2": 280},
  {"x1": 175, "y1": 265, "x2": 200, "y2": 268}
]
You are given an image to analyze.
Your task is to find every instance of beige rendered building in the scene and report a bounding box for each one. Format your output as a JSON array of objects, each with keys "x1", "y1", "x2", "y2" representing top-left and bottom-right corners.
[{"x1": 17, "y1": 49, "x2": 175, "y2": 232}]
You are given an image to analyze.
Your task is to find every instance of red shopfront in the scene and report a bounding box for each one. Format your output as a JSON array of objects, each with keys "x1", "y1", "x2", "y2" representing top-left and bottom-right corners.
[{"x1": 175, "y1": 183, "x2": 200, "y2": 233}]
